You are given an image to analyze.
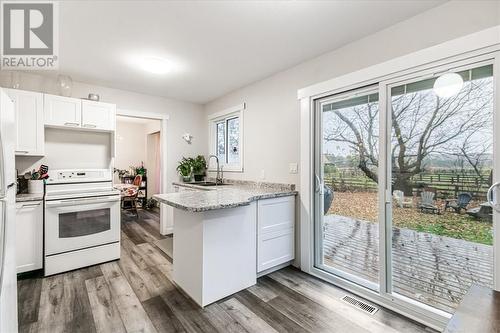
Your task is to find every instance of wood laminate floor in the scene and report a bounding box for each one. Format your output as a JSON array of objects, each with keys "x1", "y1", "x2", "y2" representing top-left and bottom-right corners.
[{"x1": 17, "y1": 208, "x2": 435, "y2": 333}]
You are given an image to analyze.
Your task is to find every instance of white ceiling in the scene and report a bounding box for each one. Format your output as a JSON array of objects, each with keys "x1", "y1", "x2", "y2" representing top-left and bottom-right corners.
[{"x1": 55, "y1": 1, "x2": 446, "y2": 104}]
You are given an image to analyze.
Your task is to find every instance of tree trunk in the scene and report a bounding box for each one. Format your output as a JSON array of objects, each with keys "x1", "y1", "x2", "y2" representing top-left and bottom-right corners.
[{"x1": 393, "y1": 173, "x2": 414, "y2": 196}]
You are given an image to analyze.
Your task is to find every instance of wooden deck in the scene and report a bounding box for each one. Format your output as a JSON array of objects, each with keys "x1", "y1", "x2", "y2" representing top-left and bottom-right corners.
[{"x1": 322, "y1": 215, "x2": 493, "y2": 313}]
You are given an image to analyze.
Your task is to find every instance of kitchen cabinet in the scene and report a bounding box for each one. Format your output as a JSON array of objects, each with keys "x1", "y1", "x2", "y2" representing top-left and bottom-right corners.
[
  {"x1": 5, "y1": 89, "x2": 44, "y2": 156},
  {"x1": 16, "y1": 200, "x2": 43, "y2": 273},
  {"x1": 257, "y1": 196, "x2": 295, "y2": 273},
  {"x1": 44, "y1": 94, "x2": 116, "y2": 131},
  {"x1": 44, "y1": 94, "x2": 82, "y2": 128},
  {"x1": 172, "y1": 183, "x2": 296, "y2": 274},
  {"x1": 81, "y1": 100, "x2": 116, "y2": 131}
]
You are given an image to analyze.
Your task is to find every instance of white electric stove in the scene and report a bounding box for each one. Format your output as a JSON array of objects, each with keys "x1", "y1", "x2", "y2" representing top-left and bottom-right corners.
[{"x1": 44, "y1": 169, "x2": 121, "y2": 276}]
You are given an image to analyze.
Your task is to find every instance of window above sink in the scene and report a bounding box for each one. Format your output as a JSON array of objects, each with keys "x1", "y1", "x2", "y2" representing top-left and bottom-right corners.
[{"x1": 208, "y1": 103, "x2": 244, "y2": 172}]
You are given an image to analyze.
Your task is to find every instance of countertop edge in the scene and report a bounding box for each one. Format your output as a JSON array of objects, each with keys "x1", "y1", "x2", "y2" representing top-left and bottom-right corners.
[{"x1": 154, "y1": 191, "x2": 297, "y2": 212}]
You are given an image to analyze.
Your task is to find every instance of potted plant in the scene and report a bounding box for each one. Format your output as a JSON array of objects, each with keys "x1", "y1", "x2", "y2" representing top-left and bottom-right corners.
[
  {"x1": 191, "y1": 155, "x2": 207, "y2": 182},
  {"x1": 177, "y1": 157, "x2": 192, "y2": 182},
  {"x1": 135, "y1": 162, "x2": 147, "y2": 176}
]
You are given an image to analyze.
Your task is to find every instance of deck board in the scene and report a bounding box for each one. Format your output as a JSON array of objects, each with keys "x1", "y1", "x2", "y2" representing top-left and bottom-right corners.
[{"x1": 322, "y1": 214, "x2": 493, "y2": 313}]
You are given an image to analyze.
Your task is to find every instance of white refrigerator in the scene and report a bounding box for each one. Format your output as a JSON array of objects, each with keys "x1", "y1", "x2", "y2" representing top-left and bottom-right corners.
[{"x1": 0, "y1": 88, "x2": 18, "y2": 333}]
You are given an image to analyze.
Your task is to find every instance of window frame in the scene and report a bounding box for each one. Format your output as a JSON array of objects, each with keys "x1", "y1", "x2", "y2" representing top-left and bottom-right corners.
[{"x1": 208, "y1": 103, "x2": 245, "y2": 172}]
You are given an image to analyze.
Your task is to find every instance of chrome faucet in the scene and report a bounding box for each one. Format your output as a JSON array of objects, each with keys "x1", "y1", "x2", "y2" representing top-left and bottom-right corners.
[{"x1": 209, "y1": 155, "x2": 223, "y2": 184}]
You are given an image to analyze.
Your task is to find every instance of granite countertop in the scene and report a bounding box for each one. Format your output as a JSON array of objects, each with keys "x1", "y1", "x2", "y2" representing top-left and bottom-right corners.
[
  {"x1": 154, "y1": 180, "x2": 297, "y2": 212},
  {"x1": 16, "y1": 193, "x2": 44, "y2": 202}
]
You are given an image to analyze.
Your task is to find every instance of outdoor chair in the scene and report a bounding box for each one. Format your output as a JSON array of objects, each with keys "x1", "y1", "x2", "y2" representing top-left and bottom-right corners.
[
  {"x1": 419, "y1": 191, "x2": 440, "y2": 214},
  {"x1": 445, "y1": 192, "x2": 472, "y2": 214},
  {"x1": 393, "y1": 190, "x2": 413, "y2": 208},
  {"x1": 323, "y1": 185, "x2": 334, "y2": 215}
]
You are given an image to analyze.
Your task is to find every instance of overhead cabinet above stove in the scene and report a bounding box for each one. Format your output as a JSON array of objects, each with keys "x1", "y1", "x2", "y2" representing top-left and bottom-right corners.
[
  {"x1": 7, "y1": 89, "x2": 116, "y2": 158},
  {"x1": 44, "y1": 94, "x2": 116, "y2": 131}
]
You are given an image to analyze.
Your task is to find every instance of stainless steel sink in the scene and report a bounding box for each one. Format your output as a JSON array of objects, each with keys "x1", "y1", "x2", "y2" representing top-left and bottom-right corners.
[{"x1": 192, "y1": 181, "x2": 231, "y2": 187}]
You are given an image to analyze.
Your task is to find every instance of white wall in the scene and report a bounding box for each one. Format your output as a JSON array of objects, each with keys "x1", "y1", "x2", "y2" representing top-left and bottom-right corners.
[
  {"x1": 203, "y1": 1, "x2": 500, "y2": 185},
  {"x1": 115, "y1": 120, "x2": 148, "y2": 174},
  {"x1": 1, "y1": 73, "x2": 206, "y2": 190},
  {"x1": 15, "y1": 128, "x2": 112, "y2": 175}
]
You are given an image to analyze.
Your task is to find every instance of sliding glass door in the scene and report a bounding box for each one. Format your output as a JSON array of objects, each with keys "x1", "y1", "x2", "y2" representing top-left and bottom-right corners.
[
  {"x1": 314, "y1": 56, "x2": 499, "y2": 320},
  {"x1": 387, "y1": 63, "x2": 495, "y2": 313},
  {"x1": 315, "y1": 87, "x2": 381, "y2": 290}
]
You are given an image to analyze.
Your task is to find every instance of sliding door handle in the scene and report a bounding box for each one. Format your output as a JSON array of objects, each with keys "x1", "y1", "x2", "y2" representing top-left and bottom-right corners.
[
  {"x1": 315, "y1": 174, "x2": 324, "y2": 195},
  {"x1": 487, "y1": 182, "x2": 500, "y2": 213}
]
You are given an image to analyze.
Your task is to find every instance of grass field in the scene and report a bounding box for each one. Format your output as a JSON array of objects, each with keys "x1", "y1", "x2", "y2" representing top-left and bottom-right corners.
[{"x1": 328, "y1": 191, "x2": 493, "y2": 245}]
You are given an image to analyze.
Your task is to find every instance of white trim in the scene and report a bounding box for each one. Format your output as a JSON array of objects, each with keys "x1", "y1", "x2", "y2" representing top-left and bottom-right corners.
[
  {"x1": 117, "y1": 108, "x2": 170, "y2": 120},
  {"x1": 494, "y1": 54, "x2": 500, "y2": 290},
  {"x1": 299, "y1": 26, "x2": 500, "y2": 330},
  {"x1": 298, "y1": 26, "x2": 500, "y2": 100},
  {"x1": 207, "y1": 103, "x2": 246, "y2": 121},
  {"x1": 115, "y1": 108, "x2": 170, "y2": 235},
  {"x1": 299, "y1": 97, "x2": 314, "y2": 272},
  {"x1": 207, "y1": 103, "x2": 245, "y2": 172}
]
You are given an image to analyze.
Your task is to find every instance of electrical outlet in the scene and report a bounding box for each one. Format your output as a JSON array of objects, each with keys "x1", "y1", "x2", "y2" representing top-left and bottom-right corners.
[{"x1": 289, "y1": 163, "x2": 298, "y2": 174}]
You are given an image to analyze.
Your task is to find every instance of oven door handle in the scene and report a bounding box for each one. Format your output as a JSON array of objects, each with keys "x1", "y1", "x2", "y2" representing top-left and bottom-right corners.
[{"x1": 46, "y1": 195, "x2": 119, "y2": 207}]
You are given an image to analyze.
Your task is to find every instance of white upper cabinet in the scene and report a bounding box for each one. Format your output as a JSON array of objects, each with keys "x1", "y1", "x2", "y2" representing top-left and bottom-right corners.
[
  {"x1": 5, "y1": 89, "x2": 44, "y2": 156},
  {"x1": 44, "y1": 94, "x2": 116, "y2": 131},
  {"x1": 81, "y1": 100, "x2": 116, "y2": 131},
  {"x1": 44, "y1": 94, "x2": 82, "y2": 128}
]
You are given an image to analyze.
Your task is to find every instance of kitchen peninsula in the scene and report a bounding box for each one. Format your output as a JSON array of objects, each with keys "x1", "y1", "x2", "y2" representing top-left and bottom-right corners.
[{"x1": 154, "y1": 180, "x2": 296, "y2": 307}]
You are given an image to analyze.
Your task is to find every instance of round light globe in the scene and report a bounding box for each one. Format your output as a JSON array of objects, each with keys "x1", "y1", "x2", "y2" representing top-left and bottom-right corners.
[
  {"x1": 139, "y1": 56, "x2": 173, "y2": 75},
  {"x1": 433, "y1": 73, "x2": 464, "y2": 98}
]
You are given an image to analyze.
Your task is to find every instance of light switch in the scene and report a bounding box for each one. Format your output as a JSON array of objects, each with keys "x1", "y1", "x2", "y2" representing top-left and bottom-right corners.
[
  {"x1": 289, "y1": 163, "x2": 298, "y2": 174},
  {"x1": 260, "y1": 170, "x2": 266, "y2": 180}
]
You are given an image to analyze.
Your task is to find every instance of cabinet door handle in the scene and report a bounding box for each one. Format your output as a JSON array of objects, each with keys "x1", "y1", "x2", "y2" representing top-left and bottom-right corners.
[
  {"x1": 82, "y1": 124, "x2": 97, "y2": 128},
  {"x1": 64, "y1": 122, "x2": 80, "y2": 127},
  {"x1": 15, "y1": 150, "x2": 29, "y2": 154},
  {"x1": 20, "y1": 203, "x2": 41, "y2": 208}
]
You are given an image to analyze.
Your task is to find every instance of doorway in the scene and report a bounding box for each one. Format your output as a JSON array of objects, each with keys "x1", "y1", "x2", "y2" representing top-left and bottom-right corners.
[
  {"x1": 313, "y1": 56, "x2": 498, "y2": 321},
  {"x1": 114, "y1": 114, "x2": 171, "y2": 256}
]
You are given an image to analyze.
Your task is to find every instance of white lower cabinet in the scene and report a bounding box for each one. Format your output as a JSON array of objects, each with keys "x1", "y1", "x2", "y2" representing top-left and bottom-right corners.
[
  {"x1": 257, "y1": 196, "x2": 295, "y2": 273},
  {"x1": 171, "y1": 184, "x2": 296, "y2": 274},
  {"x1": 16, "y1": 201, "x2": 43, "y2": 273}
]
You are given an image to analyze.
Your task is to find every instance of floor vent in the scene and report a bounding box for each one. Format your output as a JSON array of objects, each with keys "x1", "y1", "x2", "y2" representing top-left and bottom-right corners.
[{"x1": 341, "y1": 295, "x2": 378, "y2": 315}]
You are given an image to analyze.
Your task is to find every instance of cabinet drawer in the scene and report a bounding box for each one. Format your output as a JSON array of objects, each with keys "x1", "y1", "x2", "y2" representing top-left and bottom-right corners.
[
  {"x1": 257, "y1": 196, "x2": 295, "y2": 235},
  {"x1": 257, "y1": 228, "x2": 294, "y2": 273}
]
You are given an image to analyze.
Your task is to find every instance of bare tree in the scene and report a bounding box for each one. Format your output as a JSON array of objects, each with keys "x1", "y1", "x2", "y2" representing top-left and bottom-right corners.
[{"x1": 323, "y1": 77, "x2": 493, "y2": 195}]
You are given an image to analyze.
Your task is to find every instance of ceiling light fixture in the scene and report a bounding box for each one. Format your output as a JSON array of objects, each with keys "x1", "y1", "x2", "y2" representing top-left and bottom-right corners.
[
  {"x1": 433, "y1": 72, "x2": 464, "y2": 98},
  {"x1": 138, "y1": 56, "x2": 173, "y2": 75}
]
